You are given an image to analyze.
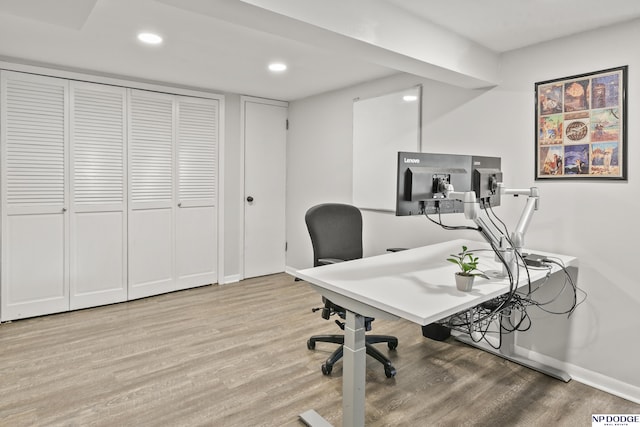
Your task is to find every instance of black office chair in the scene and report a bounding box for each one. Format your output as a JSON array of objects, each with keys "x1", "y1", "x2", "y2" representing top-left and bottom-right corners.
[{"x1": 304, "y1": 203, "x2": 398, "y2": 378}]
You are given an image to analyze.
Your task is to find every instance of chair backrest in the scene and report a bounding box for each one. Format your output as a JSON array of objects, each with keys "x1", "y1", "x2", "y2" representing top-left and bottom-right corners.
[{"x1": 305, "y1": 203, "x2": 363, "y2": 267}]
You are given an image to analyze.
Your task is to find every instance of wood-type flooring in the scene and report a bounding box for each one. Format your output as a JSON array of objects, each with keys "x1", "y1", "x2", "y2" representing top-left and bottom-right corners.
[{"x1": 0, "y1": 273, "x2": 637, "y2": 426}]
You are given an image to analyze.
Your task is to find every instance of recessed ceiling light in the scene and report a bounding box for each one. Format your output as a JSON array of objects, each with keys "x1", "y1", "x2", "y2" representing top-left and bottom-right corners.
[
  {"x1": 403, "y1": 95, "x2": 418, "y2": 102},
  {"x1": 137, "y1": 32, "x2": 163, "y2": 45},
  {"x1": 268, "y1": 62, "x2": 287, "y2": 72}
]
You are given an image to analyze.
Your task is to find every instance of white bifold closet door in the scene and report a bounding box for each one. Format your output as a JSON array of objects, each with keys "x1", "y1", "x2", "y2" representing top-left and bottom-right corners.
[
  {"x1": 1, "y1": 72, "x2": 218, "y2": 320},
  {"x1": 128, "y1": 90, "x2": 176, "y2": 299},
  {"x1": 69, "y1": 81, "x2": 127, "y2": 309},
  {"x1": 128, "y1": 90, "x2": 218, "y2": 299},
  {"x1": 1, "y1": 73, "x2": 128, "y2": 320},
  {"x1": 1, "y1": 71, "x2": 70, "y2": 321},
  {"x1": 175, "y1": 96, "x2": 218, "y2": 290}
]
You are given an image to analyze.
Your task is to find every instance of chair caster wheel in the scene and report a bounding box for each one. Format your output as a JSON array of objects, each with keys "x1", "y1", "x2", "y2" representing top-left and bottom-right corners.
[
  {"x1": 321, "y1": 363, "x2": 332, "y2": 375},
  {"x1": 388, "y1": 341, "x2": 398, "y2": 350},
  {"x1": 384, "y1": 366, "x2": 396, "y2": 378},
  {"x1": 307, "y1": 339, "x2": 315, "y2": 350}
]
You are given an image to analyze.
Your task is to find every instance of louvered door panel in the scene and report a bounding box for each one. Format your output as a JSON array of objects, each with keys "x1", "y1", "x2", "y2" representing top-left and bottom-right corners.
[
  {"x1": 177, "y1": 98, "x2": 217, "y2": 206},
  {"x1": 69, "y1": 82, "x2": 127, "y2": 309},
  {"x1": 1, "y1": 71, "x2": 69, "y2": 321},
  {"x1": 4, "y1": 77, "x2": 66, "y2": 211},
  {"x1": 130, "y1": 90, "x2": 174, "y2": 208},
  {"x1": 72, "y1": 84, "x2": 125, "y2": 208},
  {"x1": 128, "y1": 89, "x2": 175, "y2": 299},
  {"x1": 175, "y1": 97, "x2": 218, "y2": 289}
]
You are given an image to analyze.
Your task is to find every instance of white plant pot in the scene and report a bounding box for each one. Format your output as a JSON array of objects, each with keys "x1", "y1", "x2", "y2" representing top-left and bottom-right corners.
[{"x1": 455, "y1": 273, "x2": 475, "y2": 292}]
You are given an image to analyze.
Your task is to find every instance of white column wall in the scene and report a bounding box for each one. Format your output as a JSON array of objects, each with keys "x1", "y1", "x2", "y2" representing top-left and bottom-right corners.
[{"x1": 222, "y1": 93, "x2": 242, "y2": 283}]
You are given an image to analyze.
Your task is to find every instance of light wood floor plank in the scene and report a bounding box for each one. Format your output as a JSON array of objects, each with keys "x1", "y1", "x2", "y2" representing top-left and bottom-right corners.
[{"x1": 0, "y1": 273, "x2": 637, "y2": 426}]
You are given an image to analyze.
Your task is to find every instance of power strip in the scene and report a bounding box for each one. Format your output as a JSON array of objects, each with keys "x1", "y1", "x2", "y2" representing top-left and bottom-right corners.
[{"x1": 523, "y1": 253, "x2": 547, "y2": 267}]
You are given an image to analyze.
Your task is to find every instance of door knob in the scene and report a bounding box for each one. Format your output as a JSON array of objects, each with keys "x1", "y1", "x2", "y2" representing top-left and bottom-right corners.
[{"x1": 246, "y1": 196, "x2": 254, "y2": 202}]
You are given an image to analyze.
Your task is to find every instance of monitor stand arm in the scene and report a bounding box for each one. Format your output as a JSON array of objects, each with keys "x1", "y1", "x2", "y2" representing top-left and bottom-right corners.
[
  {"x1": 446, "y1": 185, "x2": 540, "y2": 248},
  {"x1": 446, "y1": 185, "x2": 540, "y2": 276},
  {"x1": 503, "y1": 185, "x2": 540, "y2": 252}
]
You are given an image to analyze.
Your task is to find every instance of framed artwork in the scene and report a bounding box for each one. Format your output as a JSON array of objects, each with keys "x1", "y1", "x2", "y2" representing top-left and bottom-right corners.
[{"x1": 535, "y1": 66, "x2": 627, "y2": 180}]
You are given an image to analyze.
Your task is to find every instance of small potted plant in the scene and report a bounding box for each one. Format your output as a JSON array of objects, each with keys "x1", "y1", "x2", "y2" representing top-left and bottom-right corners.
[{"x1": 446, "y1": 245, "x2": 488, "y2": 292}]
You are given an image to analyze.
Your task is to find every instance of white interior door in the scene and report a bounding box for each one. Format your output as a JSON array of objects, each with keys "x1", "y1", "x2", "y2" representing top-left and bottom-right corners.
[
  {"x1": 128, "y1": 89, "x2": 175, "y2": 299},
  {"x1": 243, "y1": 97, "x2": 287, "y2": 279},
  {"x1": 175, "y1": 96, "x2": 219, "y2": 289},
  {"x1": 69, "y1": 81, "x2": 127, "y2": 309},
  {"x1": 1, "y1": 71, "x2": 69, "y2": 321}
]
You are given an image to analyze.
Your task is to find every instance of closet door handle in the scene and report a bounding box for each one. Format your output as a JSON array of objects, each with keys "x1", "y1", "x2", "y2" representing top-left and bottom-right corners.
[{"x1": 178, "y1": 203, "x2": 182, "y2": 207}]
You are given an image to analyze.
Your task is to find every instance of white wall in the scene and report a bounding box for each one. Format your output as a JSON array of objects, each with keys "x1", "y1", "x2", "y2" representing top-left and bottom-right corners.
[
  {"x1": 222, "y1": 93, "x2": 242, "y2": 283},
  {"x1": 286, "y1": 20, "x2": 640, "y2": 402},
  {"x1": 286, "y1": 73, "x2": 482, "y2": 271},
  {"x1": 492, "y1": 20, "x2": 640, "y2": 401}
]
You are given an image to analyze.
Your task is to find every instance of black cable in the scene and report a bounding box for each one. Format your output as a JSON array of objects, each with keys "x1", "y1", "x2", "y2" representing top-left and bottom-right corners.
[
  {"x1": 518, "y1": 264, "x2": 551, "y2": 298},
  {"x1": 455, "y1": 245, "x2": 532, "y2": 341},
  {"x1": 483, "y1": 198, "x2": 510, "y2": 238},
  {"x1": 424, "y1": 201, "x2": 518, "y2": 333},
  {"x1": 536, "y1": 258, "x2": 584, "y2": 317},
  {"x1": 423, "y1": 205, "x2": 521, "y2": 330},
  {"x1": 515, "y1": 258, "x2": 586, "y2": 317},
  {"x1": 424, "y1": 207, "x2": 482, "y2": 231},
  {"x1": 427, "y1": 198, "x2": 586, "y2": 348},
  {"x1": 479, "y1": 198, "x2": 534, "y2": 294},
  {"x1": 523, "y1": 273, "x2": 569, "y2": 306}
]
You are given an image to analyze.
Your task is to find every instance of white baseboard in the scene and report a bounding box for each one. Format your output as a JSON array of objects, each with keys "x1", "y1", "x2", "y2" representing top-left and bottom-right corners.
[
  {"x1": 515, "y1": 346, "x2": 640, "y2": 404},
  {"x1": 224, "y1": 268, "x2": 299, "y2": 285},
  {"x1": 221, "y1": 274, "x2": 241, "y2": 285}
]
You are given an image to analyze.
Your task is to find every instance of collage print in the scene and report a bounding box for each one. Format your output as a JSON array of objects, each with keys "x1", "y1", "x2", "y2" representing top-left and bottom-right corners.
[{"x1": 536, "y1": 67, "x2": 626, "y2": 179}]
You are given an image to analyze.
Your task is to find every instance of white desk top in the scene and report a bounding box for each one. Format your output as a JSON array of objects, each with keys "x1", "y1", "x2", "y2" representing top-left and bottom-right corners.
[{"x1": 296, "y1": 239, "x2": 577, "y2": 326}]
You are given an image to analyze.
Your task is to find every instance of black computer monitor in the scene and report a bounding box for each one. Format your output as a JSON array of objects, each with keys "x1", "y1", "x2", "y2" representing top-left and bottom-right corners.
[{"x1": 395, "y1": 152, "x2": 502, "y2": 216}]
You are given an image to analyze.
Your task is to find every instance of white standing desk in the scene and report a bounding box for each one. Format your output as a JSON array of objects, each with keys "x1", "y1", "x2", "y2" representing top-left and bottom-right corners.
[{"x1": 296, "y1": 238, "x2": 578, "y2": 427}]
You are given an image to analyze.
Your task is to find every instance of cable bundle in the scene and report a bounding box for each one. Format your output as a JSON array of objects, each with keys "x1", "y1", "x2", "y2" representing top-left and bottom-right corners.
[{"x1": 427, "y1": 200, "x2": 586, "y2": 348}]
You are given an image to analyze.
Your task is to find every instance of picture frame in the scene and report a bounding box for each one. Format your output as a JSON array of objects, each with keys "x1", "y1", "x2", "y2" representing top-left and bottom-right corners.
[{"x1": 535, "y1": 66, "x2": 627, "y2": 180}]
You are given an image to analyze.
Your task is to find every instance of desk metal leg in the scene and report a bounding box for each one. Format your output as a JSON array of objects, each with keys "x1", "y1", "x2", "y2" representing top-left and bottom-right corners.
[
  {"x1": 343, "y1": 310, "x2": 366, "y2": 427},
  {"x1": 299, "y1": 410, "x2": 334, "y2": 427},
  {"x1": 300, "y1": 310, "x2": 367, "y2": 427}
]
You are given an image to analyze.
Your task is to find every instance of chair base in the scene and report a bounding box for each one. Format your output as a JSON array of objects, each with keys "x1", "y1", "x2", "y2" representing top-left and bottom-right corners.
[{"x1": 307, "y1": 334, "x2": 398, "y2": 378}]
